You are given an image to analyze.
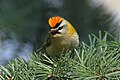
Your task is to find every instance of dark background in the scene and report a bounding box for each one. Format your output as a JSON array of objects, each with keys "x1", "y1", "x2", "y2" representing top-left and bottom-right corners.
[{"x1": 0, "y1": 0, "x2": 117, "y2": 65}]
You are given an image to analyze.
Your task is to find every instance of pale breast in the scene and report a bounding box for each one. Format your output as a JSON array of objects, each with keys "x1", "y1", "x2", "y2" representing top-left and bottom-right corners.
[
  {"x1": 46, "y1": 33, "x2": 79, "y2": 57},
  {"x1": 46, "y1": 35, "x2": 70, "y2": 56}
]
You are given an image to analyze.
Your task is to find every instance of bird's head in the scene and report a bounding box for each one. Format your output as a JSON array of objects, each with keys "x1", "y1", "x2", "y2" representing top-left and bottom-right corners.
[{"x1": 48, "y1": 16, "x2": 76, "y2": 37}]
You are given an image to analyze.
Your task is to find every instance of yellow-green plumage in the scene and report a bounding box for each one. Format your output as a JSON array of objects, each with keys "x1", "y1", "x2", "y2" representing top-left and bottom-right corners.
[
  {"x1": 46, "y1": 18, "x2": 79, "y2": 57},
  {"x1": 39, "y1": 16, "x2": 79, "y2": 57}
]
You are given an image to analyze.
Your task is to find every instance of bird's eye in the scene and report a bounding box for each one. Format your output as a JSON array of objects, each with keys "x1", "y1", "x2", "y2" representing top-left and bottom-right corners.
[{"x1": 58, "y1": 26, "x2": 63, "y2": 30}]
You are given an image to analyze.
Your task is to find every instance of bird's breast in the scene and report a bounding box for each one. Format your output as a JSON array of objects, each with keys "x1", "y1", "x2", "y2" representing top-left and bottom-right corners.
[
  {"x1": 46, "y1": 35, "x2": 70, "y2": 56},
  {"x1": 46, "y1": 33, "x2": 79, "y2": 57}
]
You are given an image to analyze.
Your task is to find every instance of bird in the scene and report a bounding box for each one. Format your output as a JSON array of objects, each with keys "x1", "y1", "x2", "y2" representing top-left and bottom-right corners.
[{"x1": 39, "y1": 16, "x2": 79, "y2": 57}]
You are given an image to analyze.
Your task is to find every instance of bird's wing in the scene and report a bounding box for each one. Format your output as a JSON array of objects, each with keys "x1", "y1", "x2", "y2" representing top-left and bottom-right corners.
[{"x1": 37, "y1": 32, "x2": 52, "y2": 52}]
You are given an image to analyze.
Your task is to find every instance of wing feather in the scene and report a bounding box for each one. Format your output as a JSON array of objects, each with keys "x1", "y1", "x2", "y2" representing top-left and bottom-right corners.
[{"x1": 37, "y1": 32, "x2": 52, "y2": 52}]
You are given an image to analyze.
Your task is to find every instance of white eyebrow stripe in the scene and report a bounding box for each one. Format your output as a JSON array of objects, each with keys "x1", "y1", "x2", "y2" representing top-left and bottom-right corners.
[{"x1": 58, "y1": 29, "x2": 63, "y2": 32}]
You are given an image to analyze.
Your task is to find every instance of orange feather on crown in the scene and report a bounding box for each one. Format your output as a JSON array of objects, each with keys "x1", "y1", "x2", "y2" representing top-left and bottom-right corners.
[{"x1": 48, "y1": 16, "x2": 63, "y2": 28}]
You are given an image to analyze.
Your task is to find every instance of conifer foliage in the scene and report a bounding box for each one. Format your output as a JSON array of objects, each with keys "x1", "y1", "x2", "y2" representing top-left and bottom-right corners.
[{"x1": 0, "y1": 31, "x2": 120, "y2": 80}]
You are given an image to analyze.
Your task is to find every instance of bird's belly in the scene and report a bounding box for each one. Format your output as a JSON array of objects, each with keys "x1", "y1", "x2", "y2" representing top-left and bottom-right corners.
[
  {"x1": 46, "y1": 40, "x2": 69, "y2": 57},
  {"x1": 46, "y1": 34, "x2": 79, "y2": 57}
]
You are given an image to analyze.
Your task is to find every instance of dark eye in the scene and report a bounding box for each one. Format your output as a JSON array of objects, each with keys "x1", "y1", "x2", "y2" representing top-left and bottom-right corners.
[{"x1": 58, "y1": 26, "x2": 63, "y2": 30}]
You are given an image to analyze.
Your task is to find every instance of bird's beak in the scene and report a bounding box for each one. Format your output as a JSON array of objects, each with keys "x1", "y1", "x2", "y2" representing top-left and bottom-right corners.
[{"x1": 50, "y1": 29, "x2": 59, "y2": 35}]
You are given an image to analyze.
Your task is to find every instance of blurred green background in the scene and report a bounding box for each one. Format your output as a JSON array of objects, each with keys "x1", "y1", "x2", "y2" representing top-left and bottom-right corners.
[{"x1": 0, "y1": 0, "x2": 118, "y2": 65}]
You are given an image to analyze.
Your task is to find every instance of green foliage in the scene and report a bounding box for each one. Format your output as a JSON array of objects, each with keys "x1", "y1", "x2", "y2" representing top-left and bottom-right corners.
[{"x1": 0, "y1": 31, "x2": 120, "y2": 80}]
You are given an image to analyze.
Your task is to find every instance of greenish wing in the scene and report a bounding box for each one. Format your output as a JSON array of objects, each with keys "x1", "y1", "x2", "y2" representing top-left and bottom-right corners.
[{"x1": 37, "y1": 32, "x2": 52, "y2": 52}]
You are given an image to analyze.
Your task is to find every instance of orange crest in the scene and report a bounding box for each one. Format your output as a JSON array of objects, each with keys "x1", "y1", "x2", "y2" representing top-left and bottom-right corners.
[{"x1": 48, "y1": 16, "x2": 63, "y2": 28}]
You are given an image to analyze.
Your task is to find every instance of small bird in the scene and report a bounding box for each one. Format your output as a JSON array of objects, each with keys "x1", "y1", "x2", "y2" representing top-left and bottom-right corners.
[{"x1": 39, "y1": 16, "x2": 79, "y2": 57}]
